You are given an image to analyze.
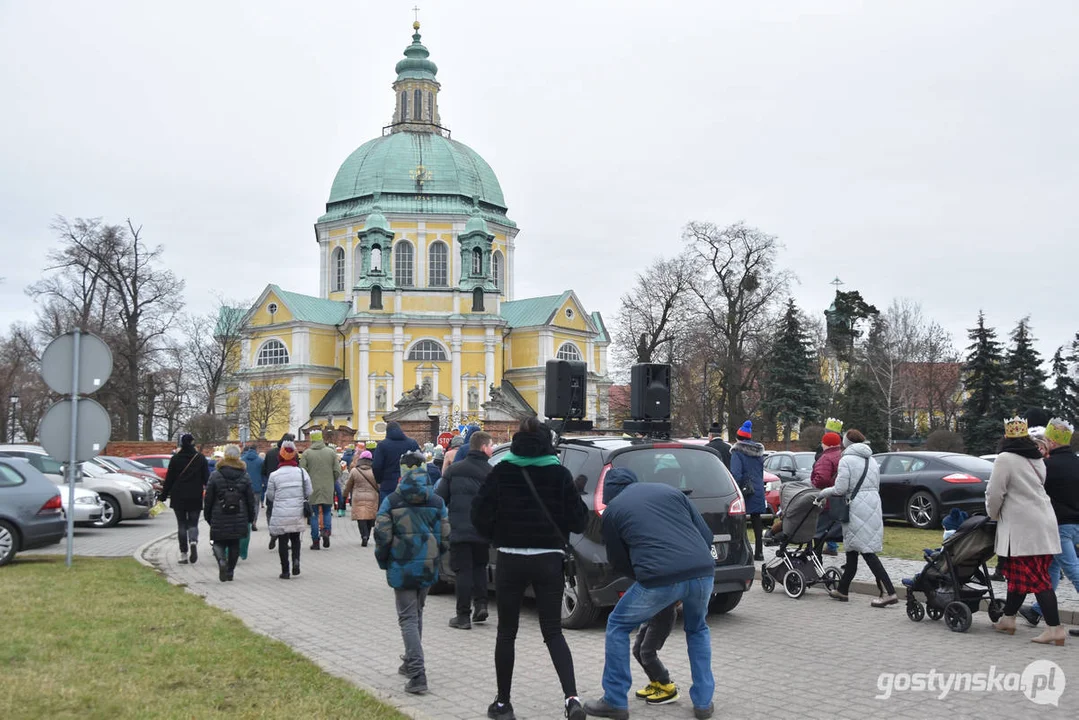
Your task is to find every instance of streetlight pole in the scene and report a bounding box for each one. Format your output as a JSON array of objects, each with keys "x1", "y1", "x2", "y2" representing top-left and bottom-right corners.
[{"x1": 8, "y1": 394, "x2": 17, "y2": 443}]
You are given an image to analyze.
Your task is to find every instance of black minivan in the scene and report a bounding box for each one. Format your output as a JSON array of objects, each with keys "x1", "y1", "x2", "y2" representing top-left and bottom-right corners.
[{"x1": 438, "y1": 436, "x2": 756, "y2": 629}]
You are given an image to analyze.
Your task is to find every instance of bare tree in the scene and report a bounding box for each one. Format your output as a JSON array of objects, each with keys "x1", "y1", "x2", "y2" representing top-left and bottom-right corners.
[
  {"x1": 612, "y1": 252, "x2": 700, "y2": 373},
  {"x1": 238, "y1": 370, "x2": 293, "y2": 440},
  {"x1": 683, "y1": 221, "x2": 792, "y2": 438},
  {"x1": 185, "y1": 299, "x2": 249, "y2": 415},
  {"x1": 186, "y1": 413, "x2": 229, "y2": 451},
  {"x1": 864, "y1": 299, "x2": 930, "y2": 449},
  {"x1": 154, "y1": 343, "x2": 196, "y2": 442}
]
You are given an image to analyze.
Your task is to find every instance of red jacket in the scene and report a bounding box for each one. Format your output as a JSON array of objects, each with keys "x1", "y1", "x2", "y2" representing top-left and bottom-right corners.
[{"x1": 812, "y1": 446, "x2": 842, "y2": 490}]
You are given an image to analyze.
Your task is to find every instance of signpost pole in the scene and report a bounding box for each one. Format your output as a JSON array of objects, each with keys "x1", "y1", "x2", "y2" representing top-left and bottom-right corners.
[{"x1": 65, "y1": 329, "x2": 81, "y2": 568}]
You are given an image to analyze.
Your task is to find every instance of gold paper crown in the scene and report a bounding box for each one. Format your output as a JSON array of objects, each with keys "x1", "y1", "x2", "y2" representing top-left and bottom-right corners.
[
  {"x1": 1046, "y1": 419, "x2": 1074, "y2": 446},
  {"x1": 1004, "y1": 416, "x2": 1028, "y2": 439},
  {"x1": 825, "y1": 418, "x2": 844, "y2": 433}
]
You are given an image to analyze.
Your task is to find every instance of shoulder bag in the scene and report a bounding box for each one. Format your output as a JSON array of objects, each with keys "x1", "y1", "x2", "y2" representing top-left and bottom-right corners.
[
  {"x1": 520, "y1": 467, "x2": 579, "y2": 587},
  {"x1": 838, "y1": 458, "x2": 871, "y2": 524},
  {"x1": 299, "y1": 468, "x2": 312, "y2": 519}
]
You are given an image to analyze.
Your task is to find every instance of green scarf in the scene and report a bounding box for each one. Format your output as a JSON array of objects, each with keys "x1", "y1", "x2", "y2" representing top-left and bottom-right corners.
[{"x1": 502, "y1": 451, "x2": 560, "y2": 467}]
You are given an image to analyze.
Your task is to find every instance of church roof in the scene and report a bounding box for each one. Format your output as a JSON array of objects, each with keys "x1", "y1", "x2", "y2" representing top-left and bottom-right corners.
[
  {"x1": 500, "y1": 292, "x2": 572, "y2": 328},
  {"x1": 591, "y1": 312, "x2": 609, "y2": 343},
  {"x1": 268, "y1": 285, "x2": 350, "y2": 325},
  {"x1": 309, "y1": 379, "x2": 353, "y2": 418}
]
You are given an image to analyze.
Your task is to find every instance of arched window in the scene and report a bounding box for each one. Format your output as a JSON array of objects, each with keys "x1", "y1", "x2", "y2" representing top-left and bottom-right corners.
[
  {"x1": 400, "y1": 91, "x2": 408, "y2": 121},
  {"x1": 427, "y1": 92, "x2": 433, "y2": 121},
  {"x1": 332, "y1": 247, "x2": 345, "y2": 291},
  {"x1": 394, "y1": 242, "x2": 414, "y2": 286},
  {"x1": 556, "y1": 342, "x2": 582, "y2": 361},
  {"x1": 428, "y1": 241, "x2": 448, "y2": 287},
  {"x1": 370, "y1": 286, "x2": 383, "y2": 310},
  {"x1": 472, "y1": 287, "x2": 485, "y2": 312},
  {"x1": 256, "y1": 339, "x2": 289, "y2": 366},
  {"x1": 471, "y1": 247, "x2": 483, "y2": 276},
  {"x1": 371, "y1": 245, "x2": 382, "y2": 273},
  {"x1": 414, "y1": 89, "x2": 422, "y2": 120},
  {"x1": 407, "y1": 339, "x2": 448, "y2": 361},
  {"x1": 492, "y1": 250, "x2": 504, "y2": 291}
]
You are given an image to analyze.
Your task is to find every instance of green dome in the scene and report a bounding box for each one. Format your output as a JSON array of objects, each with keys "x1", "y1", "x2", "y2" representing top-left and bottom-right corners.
[
  {"x1": 464, "y1": 208, "x2": 489, "y2": 235},
  {"x1": 327, "y1": 132, "x2": 507, "y2": 211},
  {"x1": 363, "y1": 205, "x2": 389, "y2": 232},
  {"x1": 395, "y1": 26, "x2": 438, "y2": 82}
]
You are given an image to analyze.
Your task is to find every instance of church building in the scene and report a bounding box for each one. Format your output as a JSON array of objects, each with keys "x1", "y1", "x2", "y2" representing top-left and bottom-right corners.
[{"x1": 232, "y1": 21, "x2": 612, "y2": 442}]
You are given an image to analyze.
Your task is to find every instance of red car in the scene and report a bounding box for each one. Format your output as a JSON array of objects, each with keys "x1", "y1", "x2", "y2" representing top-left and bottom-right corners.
[
  {"x1": 763, "y1": 470, "x2": 782, "y2": 515},
  {"x1": 129, "y1": 454, "x2": 172, "y2": 481}
]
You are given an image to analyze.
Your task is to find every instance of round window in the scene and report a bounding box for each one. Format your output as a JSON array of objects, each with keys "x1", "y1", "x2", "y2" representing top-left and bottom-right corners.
[
  {"x1": 565, "y1": 308, "x2": 575, "y2": 320},
  {"x1": 267, "y1": 302, "x2": 279, "y2": 315}
]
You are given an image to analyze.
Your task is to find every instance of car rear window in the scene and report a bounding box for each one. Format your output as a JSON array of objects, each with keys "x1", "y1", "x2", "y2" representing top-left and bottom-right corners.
[
  {"x1": 35, "y1": 454, "x2": 64, "y2": 475},
  {"x1": 610, "y1": 447, "x2": 736, "y2": 497},
  {"x1": 941, "y1": 455, "x2": 994, "y2": 474},
  {"x1": 794, "y1": 454, "x2": 815, "y2": 472}
]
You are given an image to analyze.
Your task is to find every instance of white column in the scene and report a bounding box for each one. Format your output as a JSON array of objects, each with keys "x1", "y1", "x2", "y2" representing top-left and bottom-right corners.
[
  {"x1": 461, "y1": 375, "x2": 470, "y2": 411},
  {"x1": 345, "y1": 238, "x2": 354, "y2": 300},
  {"x1": 484, "y1": 328, "x2": 496, "y2": 402},
  {"x1": 586, "y1": 338, "x2": 595, "y2": 372},
  {"x1": 358, "y1": 326, "x2": 370, "y2": 436},
  {"x1": 416, "y1": 364, "x2": 424, "y2": 388},
  {"x1": 368, "y1": 375, "x2": 377, "y2": 419},
  {"x1": 417, "y1": 223, "x2": 426, "y2": 287},
  {"x1": 450, "y1": 325, "x2": 462, "y2": 409},
  {"x1": 393, "y1": 324, "x2": 405, "y2": 404},
  {"x1": 432, "y1": 365, "x2": 440, "y2": 398},
  {"x1": 319, "y1": 239, "x2": 329, "y2": 297}
]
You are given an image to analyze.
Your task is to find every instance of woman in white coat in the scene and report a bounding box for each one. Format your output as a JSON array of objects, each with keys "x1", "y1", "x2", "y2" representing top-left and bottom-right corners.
[
  {"x1": 265, "y1": 441, "x2": 313, "y2": 580},
  {"x1": 987, "y1": 418, "x2": 1064, "y2": 645},
  {"x1": 817, "y1": 429, "x2": 898, "y2": 607}
]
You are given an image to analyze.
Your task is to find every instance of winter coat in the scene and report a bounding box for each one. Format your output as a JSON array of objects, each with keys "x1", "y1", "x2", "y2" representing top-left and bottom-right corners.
[
  {"x1": 241, "y1": 448, "x2": 264, "y2": 494},
  {"x1": 730, "y1": 440, "x2": 766, "y2": 515},
  {"x1": 601, "y1": 468, "x2": 715, "y2": 588},
  {"x1": 986, "y1": 451, "x2": 1061, "y2": 557},
  {"x1": 1044, "y1": 446, "x2": 1079, "y2": 526},
  {"x1": 344, "y1": 461, "x2": 380, "y2": 521},
  {"x1": 706, "y1": 438, "x2": 732, "y2": 469},
  {"x1": 374, "y1": 466, "x2": 450, "y2": 589},
  {"x1": 372, "y1": 425, "x2": 421, "y2": 495},
  {"x1": 161, "y1": 446, "x2": 210, "y2": 512},
  {"x1": 818, "y1": 443, "x2": 883, "y2": 553},
  {"x1": 261, "y1": 434, "x2": 290, "y2": 484},
  {"x1": 203, "y1": 459, "x2": 256, "y2": 542},
  {"x1": 811, "y1": 445, "x2": 843, "y2": 511},
  {"x1": 300, "y1": 441, "x2": 339, "y2": 506},
  {"x1": 435, "y1": 449, "x2": 492, "y2": 543},
  {"x1": 265, "y1": 465, "x2": 313, "y2": 536}
]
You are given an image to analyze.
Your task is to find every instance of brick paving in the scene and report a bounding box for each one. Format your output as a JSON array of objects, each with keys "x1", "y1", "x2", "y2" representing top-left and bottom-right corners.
[
  {"x1": 142, "y1": 517, "x2": 1078, "y2": 720},
  {"x1": 24, "y1": 512, "x2": 172, "y2": 558}
]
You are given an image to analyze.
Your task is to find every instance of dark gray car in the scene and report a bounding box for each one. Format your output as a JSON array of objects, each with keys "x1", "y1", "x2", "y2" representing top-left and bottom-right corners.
[{"x1": 0, "y1": 457, "x2": 67, "y2": 565}]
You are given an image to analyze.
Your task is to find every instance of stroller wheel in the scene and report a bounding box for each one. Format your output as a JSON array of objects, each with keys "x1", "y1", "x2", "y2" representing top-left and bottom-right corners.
[
  {"x1": 783, "y1": 569, "x2": 806, "y2": 599},
  {"x1": 926, "y1": 604, "x2": 943, "y2": 621},
  {"x1": 944, "y1": 601, "x2": 973, "y2": 633},
  {"x1": 822, "y1": 567, "x2": 841, "y2": 591},
  {"x1": 906, "y1": 600, "x2": 925, "y2": 622},
  {"x1": 987, "y1": 598, "x2": 1006, "y2": 623},
  {"x1": 761, "y1": 573, "x2": 775, "y2": 593}
]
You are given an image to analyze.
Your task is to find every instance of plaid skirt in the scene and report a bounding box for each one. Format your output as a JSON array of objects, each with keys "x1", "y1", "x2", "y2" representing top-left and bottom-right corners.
[{"x1": 998, "y1": 554, "x2": 1053, "y2": 594}]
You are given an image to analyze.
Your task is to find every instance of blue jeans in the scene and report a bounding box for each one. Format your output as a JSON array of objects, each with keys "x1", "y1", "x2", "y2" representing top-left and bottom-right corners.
[
  {"x1": 309, "y1": 503, "x2": 333, "y2": 540},
  {"x1": 1034, "y1": 524, "x2": 1079, "y2": 615},
  {"x1": 602, "y1": 576, "x2": 715, "y2": 710}
]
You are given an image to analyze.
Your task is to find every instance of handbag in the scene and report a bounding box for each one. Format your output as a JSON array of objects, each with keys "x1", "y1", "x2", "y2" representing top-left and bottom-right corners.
[
  {"x1": 300, "y1": 468, "x2": 312, "y2": 519},
  {"x1": 520, "y1": 468, "x2": 579, "y2": 586},
  {"x1": 838, "y1": 458, "x2": 871, "y2": 524}
]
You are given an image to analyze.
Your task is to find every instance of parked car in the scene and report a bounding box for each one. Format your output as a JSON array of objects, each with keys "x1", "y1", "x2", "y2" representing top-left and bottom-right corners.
[
  {"x1": 129, "y1": 454, "x2": 171, "y2": 480},
  {"x1": 763, "y1": 451, "x2": 816, "y2": 483},
  {"x1": 56, "y1": 483, "x2": 105, "y2": 524},
  {"x1": 0, "y1": 456, "x2": 66, "y2": 565},
  {"x1": 91, "y1": 456, "x2": 163, "y2": 493},
  {"x1": 873, "y1": 452, "x2": 993, "y2": 529},
  {"x1": 78, "y1": 461, "x2": 155, "y2": 527},
  {"x1": 763, "y1": 470, "x2": 784, "y2": 515},
  {"x1": 439, "y1": 436, "x2": 756, "y2": 629}
]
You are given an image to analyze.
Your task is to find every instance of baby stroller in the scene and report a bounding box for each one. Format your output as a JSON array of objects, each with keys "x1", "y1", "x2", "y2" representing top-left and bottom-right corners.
[
  {"x1": 904, "y1": 515, "x2": 1003, "y2": 632},
  {"x1": 760, "y1": 482, "x2": 842, "y2": 599}
]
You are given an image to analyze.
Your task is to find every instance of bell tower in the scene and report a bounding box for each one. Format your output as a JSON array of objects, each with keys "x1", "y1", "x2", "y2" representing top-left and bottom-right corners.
[{"x1": 391, "y1": 22, "x2": 442, "y2": 132}]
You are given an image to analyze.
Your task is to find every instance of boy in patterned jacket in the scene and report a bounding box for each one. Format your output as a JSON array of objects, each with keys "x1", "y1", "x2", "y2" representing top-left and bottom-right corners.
[{"x1": 374, "y1": 451, "x2": 450, "y2": 695}]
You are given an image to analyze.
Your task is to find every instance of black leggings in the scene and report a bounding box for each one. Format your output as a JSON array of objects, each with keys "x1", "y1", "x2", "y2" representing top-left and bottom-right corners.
[
  {"x1": 356, "y1": 520, "x2": 373, "y2": 541},
  {"x1": 750, "y1": 514, "x2": 763, "y2": 556},
  {"x1": 1005, "y1": 589, "x2": 1059, "y2": 626},
  {"x1": 838, "y1": 551, "x2": 895, "y2": 595},
  {"x1": 276, "y1": 532, "x2": 301, "y2": 571},
  {"x1": 494, "y1": 551, "x2": 577, "y2": 702}
]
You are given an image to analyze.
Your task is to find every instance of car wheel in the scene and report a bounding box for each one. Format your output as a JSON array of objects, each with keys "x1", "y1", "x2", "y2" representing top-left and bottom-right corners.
[
  {"x1": 906, "y1": 491, "x2": 940, "y2": 529},
  {"x1": 93, "y1": 495, "x2": 121, "y2": 528},
  {"x1": 0, "y1": 520, "x2": 18, "y2": 566},
  {"x1": 708, "y1": 590, "x2": 743, "y2": 614},
  {"x1": 561, "y1": 565, "x2": 599, "y2": 630}
]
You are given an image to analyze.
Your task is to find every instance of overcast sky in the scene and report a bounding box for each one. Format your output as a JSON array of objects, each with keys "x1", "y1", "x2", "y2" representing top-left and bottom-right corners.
[{"x1": 2, "y1": 0, "x2": 1077, "y2": 361}]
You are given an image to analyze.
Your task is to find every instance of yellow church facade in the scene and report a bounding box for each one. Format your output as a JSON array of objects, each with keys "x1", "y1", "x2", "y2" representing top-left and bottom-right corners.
[{"x1": 230, "y1": 22, "x2": 611, "y2": 442}]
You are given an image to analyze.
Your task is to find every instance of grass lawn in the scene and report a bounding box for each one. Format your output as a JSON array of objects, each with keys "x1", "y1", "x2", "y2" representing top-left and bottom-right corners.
[
  {"x1": 0, "y1": 556, "x2": 407, "y2": 720},
  {"x1": 749, "y1": 521, "x2": 943, "y2": 561}
]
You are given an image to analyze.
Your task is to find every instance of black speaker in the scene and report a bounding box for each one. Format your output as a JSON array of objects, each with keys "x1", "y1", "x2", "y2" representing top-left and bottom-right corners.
[
  {"x1": 544, "y1": 359, "x2": 587, "y2": 419},
  {"x1": 631, "y1": 363, "x2": 671, "y2": 420}
]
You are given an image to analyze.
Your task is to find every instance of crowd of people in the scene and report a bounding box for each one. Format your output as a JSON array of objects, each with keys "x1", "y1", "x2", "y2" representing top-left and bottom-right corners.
[{"x1": 154, "y1": 405, "x2": 1077, "y2": 719}]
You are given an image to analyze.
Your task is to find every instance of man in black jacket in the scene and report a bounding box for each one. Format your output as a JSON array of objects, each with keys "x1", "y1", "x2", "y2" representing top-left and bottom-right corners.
[
  {"x1": 584, "y1": 468, "x2": 716, "y2": 720},
  {"x1": 705, "y1": 423, "x2": 731, "y2": 469},
  {"x1": 437, "y1": 430, "x2": 494, "y2": 629}
]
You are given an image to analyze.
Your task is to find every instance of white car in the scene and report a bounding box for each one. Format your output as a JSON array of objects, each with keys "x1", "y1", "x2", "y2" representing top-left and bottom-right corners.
[{"x1": 57, "y1": 485, "x2": 105, "y2": 524}]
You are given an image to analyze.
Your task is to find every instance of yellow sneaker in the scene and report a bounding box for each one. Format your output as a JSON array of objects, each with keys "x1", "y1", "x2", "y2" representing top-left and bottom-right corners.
[
  {"x1": 635, "y1": 681, "x2": 660, "y2": 699},
  {"x1": 645, "y1": 682, "x2": 679, "y2": 705}
]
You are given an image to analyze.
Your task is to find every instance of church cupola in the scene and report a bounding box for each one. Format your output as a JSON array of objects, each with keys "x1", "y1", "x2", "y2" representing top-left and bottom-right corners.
[
  {"x1": 458, "y1": 206, "x2": 495, "y2": 294},
  {"x1": 391, "y1": 22, "x2": 442, "y2": 132},
  {"x1": 355, "y1": 205, "x2": 396, "y2": 298}
]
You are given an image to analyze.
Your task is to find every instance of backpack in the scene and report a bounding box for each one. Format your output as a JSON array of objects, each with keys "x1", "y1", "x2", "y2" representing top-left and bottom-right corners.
[{"x1": 221, "y1": 482, "x2": 243, "y2": 515}]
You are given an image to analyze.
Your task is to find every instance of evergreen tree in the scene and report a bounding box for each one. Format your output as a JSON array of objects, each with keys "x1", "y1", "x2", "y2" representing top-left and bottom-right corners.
[
  {"x1": 1004, "y1": 316, "x2": 1050, "y2": 414},
  {"x1": 761, "y1": 299, "x2": 824, "y2": 445},
  {"x1": 960, "y1": 312, "x2": 1010, "y2": 455},
  {"x1": 1048, "y1": 344, "x2": 1079, "y2": 422}
]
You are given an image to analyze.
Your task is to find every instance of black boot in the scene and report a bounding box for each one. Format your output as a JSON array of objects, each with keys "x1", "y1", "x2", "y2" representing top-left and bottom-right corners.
[
  {"x1": 449, "y1": 614, "x2": 472, "y2": 630},
  {"x1": 472, "y1": 599, "x2": 489, "y2": 623},
  {"x1": 292, "y1": 548, "x2": 301, "y2": 576},
  {"x1": 269, "y1": 536, "x2": 277, "y2": 550},
  {"x1": 213, "y1": 544, "x2": 228, "y2": 582}
]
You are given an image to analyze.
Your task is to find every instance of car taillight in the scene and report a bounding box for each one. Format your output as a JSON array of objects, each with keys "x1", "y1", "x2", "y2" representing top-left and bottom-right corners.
[
  {"x1": 39, "y1": 494, "x2": 63, "y2": 513},
  {"x1": 593, "y1": 463, "x2": 612, "y2": 515},
  {"x1": 943, "y1": 473, "x2": 982, "y2": 484},
  {"x1": 728, "y1": 492, "x2": 746, "y2": 515}
]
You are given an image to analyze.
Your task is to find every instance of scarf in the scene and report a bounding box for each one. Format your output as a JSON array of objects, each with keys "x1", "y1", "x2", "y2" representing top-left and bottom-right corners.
[
  {"x1": 502, "y1": 452, "x2": 561, "y2": 467},
  {"x1": 998, "y1": 436, "x2": 1043, "y2": 459}
]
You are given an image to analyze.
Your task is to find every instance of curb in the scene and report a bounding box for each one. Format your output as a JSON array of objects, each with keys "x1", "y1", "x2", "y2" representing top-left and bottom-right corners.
[{"x1": 134, "y1": 531, "x2": 176, "y2": 571}]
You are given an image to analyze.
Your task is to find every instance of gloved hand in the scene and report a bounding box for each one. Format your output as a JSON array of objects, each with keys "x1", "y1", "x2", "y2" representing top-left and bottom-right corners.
[
  {"x1": 159, "y1": 495, "x2": 168, "y2": 504},
  {"x1": 740, "y1": 484, "x2": 754, "y2": 498}
]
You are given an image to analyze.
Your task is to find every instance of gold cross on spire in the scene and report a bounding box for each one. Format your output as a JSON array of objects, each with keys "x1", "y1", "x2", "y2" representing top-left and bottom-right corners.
[{"x1": 412, "y1": 5, "x2": 421, "y2": 24}]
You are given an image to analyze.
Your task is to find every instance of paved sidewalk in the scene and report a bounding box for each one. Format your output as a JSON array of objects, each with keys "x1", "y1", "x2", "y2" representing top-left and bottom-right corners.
[
  {"x1": 145, "y1": 517, "x2": 1079, "y2": 720},
  {"x1": 24, "y1": 513, "x2": 171, "y2": 558}
]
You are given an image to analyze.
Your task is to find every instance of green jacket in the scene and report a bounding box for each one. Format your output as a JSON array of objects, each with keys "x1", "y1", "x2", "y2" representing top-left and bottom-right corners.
[{"x1": 300, "y1": 442, "x2": 340, "y2": 506}]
